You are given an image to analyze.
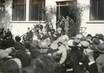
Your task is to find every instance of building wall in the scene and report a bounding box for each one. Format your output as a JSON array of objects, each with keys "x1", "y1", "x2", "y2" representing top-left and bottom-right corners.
[
  {"x1": 85, "y1": 22, "x2": 104, "y2": 36},
  {"x1": 7, "y1": 0, "x2": 59, "y2": 36},
  {"x1": 10, "y1": 21, "x2": 45, "y2": 36},
  {"x1": 78, "y1": 0, "x2": 104, "y2": 36},
  {"x1": 6, "y1": 0, "x2": 57, "y2": 36},
  {"x1": 5, "y1": 0, "x2": 104, "y2": 37}
]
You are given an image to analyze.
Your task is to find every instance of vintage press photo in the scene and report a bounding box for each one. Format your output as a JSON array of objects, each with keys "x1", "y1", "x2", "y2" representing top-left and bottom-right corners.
[{"x1": 0, "y1": 0, "x2": 104, "y2": 73}]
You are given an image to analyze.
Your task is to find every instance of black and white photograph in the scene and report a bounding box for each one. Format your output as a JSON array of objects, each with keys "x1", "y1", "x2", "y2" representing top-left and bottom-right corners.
[{"x1": 0, "y1": 0, "x2": 104, "y2": 73}]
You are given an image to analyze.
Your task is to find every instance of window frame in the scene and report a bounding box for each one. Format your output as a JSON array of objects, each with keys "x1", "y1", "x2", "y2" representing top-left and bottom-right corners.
[
  {"x1": 29, "y1": 0, "x2": 45, "y2": 21},
  {"x1": 56, "y1": 1, "x2": 75, "y2": 20},
  {"x1": 12, "y1": 0, "x2": 26, "y2": 21},
  {"x1": 11, "y1": 0, "x2": 45, "y2": 22},
  {"x1": 90, "y1": 0, "x2": 104, "y2": 20}
]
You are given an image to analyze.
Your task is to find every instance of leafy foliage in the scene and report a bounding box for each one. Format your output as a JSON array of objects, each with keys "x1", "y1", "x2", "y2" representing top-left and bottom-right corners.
[
  {"x1": 0, "y1": 0, "x2": 10, "y2": 29},
  {"x1": 68, "y1": 6, "x2": 81, "y2": 37}
]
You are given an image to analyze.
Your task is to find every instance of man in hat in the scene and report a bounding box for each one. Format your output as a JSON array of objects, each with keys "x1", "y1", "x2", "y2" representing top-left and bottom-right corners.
[
  {"x1": 80, "y1": 41, "x2": 98, "y2": 73},
  {"x1": 68, "y1": 39, "x2": 83, "y2": 73},
  {"x1": 13, "y1": 36, "x2": 31, "y2": 67},
  {"x1": 96, "y1": 43, "x2": 104, "y2": 73}
]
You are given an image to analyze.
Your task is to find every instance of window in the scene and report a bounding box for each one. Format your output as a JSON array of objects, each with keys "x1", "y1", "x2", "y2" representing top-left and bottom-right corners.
[
  {"x1": 12, "y1": 0, "x2": 45, "y2": 21},
  {"x1": 29, "y1": 0, "x2": 45, "y2": 21},
  {"x1": 0, "y1": 0, "x2": 5, "y2": 11},
  {"x1": 12, "y1": 0, "x2": 26, "y2": 21},
  {"x1": 56, "y1": 1, "x2": 75, "y2": 20},
  {"x1": 90, "y1": 0, "x2": 104, "y2": 20}
]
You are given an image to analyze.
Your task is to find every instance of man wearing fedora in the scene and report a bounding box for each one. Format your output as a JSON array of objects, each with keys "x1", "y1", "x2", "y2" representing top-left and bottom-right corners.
[{"x1": 96, "y1": 43, "x2": 104, "y2": 73}]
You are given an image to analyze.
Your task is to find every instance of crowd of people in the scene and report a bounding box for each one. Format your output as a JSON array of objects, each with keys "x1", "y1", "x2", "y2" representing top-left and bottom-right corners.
[{"x1": 0, "y1": 22, "x2": 104, "y2": 73}]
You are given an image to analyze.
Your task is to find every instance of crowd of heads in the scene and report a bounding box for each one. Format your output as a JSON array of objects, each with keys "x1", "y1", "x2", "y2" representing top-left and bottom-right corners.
[
  {"x1": 0, "y1": 24, "x2": 104, "y2": 73},
  {"x1": 20, "y1": 22, "x2": 104, "y2": 73}
]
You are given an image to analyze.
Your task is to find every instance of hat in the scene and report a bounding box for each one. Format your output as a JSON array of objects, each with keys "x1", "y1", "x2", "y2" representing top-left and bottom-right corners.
[
  {"x1": 86, "y1": 39, "x2": 92, "y2": 44},
  {"x1": 68, "y1": 39, "x2": 81, "y2": 47},
  {"x1": 92, "y1": 38, "x2": 100, "y2": 45},
  {"x1": 87, "y1": 34, "x2": 92, "y2": 37},
  {"x1": 73, "y1": 39, "x2": 80, "y2": 46},
  {"x1": 97, "y1": 43, "x2": 104, "y2": 53},
  {"x1": 80, "y1": 41, "x2": 90, "y2": 48},
  {"x1": 97, "y1": 34, "x2": 104, "y2": 40},
  {"x1": 15, "y1": 36, "x2": 21, "y2": 42},
  {"x1": 58, "y1": 35, "x2": 69, "y2": 43},
  {"x1": 76, "y1": 34, "x2": 83, "y2": 39}
]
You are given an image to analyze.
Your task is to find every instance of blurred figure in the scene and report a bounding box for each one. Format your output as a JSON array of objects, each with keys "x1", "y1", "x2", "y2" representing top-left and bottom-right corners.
[
  {"x1": 25, "y1": 27, "x2": 33, "y2": 43},
  {"x1": 80, "y1": 41, "x2": 98, "y2": 73},
  {"x1": 12, "y1": 36, "x2": 31, "y2": 67},
  {"x1": 0, "y1": 47, "x2": 22, "y2": 73},
  {"x1": 4, "y1": 28, "x2": 13, "y2": 40},
  {"x1": 64, "y1": 16, "x2": 70, "y2": 35},
  {"x1": 53, "y1": 35, "x2": 69, "y2": 73},
  {"x1": 86, "y1": 34, "x2": 93, "y2": 44},
  {"x1": 68, "y1": 40, "x2": 82, "y2": 73},
  {"x1": 0, "y1": 47, "x2": 14, "y2": 59},
  {"x1": 55, "y1": 27, "x2": 63, "y2": 40},
  {"x1": 0, "y1": 28, "x2": 4, "y2": 40},
  {"x1": 96, "y1": 43, "x2": 104, "y2": 73},
  {"x1": 86, "y1": 34, "x2": 92, "y2": 40}
]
